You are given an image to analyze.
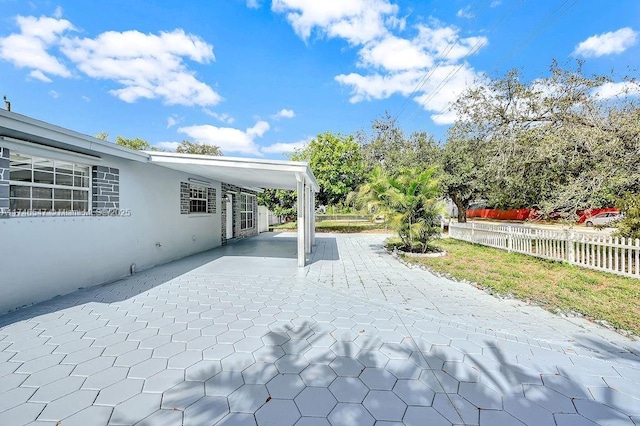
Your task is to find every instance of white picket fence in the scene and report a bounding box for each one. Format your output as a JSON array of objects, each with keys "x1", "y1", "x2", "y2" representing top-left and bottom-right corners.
[{"x1": 449, "y1": 221, "x2": 640, "y2": 279}]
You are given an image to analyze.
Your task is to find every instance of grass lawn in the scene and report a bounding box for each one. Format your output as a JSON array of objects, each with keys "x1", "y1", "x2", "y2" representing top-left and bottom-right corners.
[
  {"x1": 271, "y1": 220, "x2": 390, "y2": 233},
  {"x1": 403, "y1": 238, "x2": 640, "y2": 336}
]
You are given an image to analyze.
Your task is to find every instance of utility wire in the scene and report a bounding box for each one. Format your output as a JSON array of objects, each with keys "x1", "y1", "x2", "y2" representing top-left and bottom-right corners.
[{"x1": 393, "y1": 0, "x2": 491, "y2": 121}]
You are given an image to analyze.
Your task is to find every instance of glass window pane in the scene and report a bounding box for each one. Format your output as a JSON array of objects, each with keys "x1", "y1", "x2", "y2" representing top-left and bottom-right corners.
[
  {"x1": 74, "y1": 167, "x2": 89, "y2": 177},
  {"x1": 32, "y1": 199, "x2": 52, "y2": 210},
  {"x1": 33, "y1": 158, "x2": 54, "y2": 172},
  {"x1": 10, "y1": 185, "x2": 30, "y2": 198},
  {"x1": 10, "y1": 198, "x2": 30, "y2": 210},
  {"x1": 54, "y1": 200, "x2": 71, "y2": 211},
  {"x1": 32, "y1": 187, "x2": 53, "y2": 199},
  {"x1": 73, "y1": 201, "x2": 88, "y2": 211},
  {"x1": 73, "y1": 190, "x2": 88, "y2": 201},
  {"x1": 33, "y1": 171, "x2": 54, "y2": 184},
  {"x1": 54, "y1": 189, "x2": 72, "y2": 200},
  {"x1": 56, "y1": 174, "x2": 74, "y2": 186},
  {"x1": 55, "y1": 162, "x2": 74, "y2": 175},
  {"x1": 9, "y1": 168, "x2": 32, "y2": 182}
]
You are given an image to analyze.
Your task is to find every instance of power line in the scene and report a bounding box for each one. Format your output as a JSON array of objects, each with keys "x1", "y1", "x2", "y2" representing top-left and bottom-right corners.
[{"x1": 393, "y1": 0, "x2": 491, "y2": 121}]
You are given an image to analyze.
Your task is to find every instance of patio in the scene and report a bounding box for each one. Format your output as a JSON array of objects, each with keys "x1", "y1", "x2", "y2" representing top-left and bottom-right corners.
[{"x1": 0, "y1": 232, "x2": 639, "y2": 425}]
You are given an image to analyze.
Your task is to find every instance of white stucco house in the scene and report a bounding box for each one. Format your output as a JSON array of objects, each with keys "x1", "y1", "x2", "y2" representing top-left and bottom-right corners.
[{"x1": 0, "y1": 110, "x2": 319, "y2": 314}]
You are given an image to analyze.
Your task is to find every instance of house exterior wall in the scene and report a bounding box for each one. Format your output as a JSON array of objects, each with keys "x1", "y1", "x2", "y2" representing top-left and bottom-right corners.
[
  {"x1": 221, "y1": 183, "x2": 259, "y2": 245},
  {"x1": 0, "y1": 146, "x2": 8, "y2": 217},
  {"x1": 0, "y1": 145, "x2": 222, "y2": 313}
]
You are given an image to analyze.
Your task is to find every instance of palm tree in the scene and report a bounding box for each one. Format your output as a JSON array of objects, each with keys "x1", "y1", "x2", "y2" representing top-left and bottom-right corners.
[{"x1": 360, "y1": 166, "x2": 442, "y2": 252}]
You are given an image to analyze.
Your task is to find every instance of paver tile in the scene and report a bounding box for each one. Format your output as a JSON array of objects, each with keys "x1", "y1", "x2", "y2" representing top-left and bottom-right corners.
[
  {"x1": 135, "y1": 408, "x2": 183, "y2": 426},
  {"x1": 329, "y1": 377, "x2": 369, "y2": 403},
  {"x1": 221, "y1": 351, "x2": 255, "y2": 372},
  {"x1": 29, "y1": 376, "x2": 84, "y2": 403},
  {"x1": 81, "y1": 366, "x2": 129, "y2": 390},
  {"x1": 37, "y1": 389, "x2": 98, "y2": 421},
  {"x1": 256, "y1": 399, "x2": 300, "y2": 426},
  {"x1": 403, "y1": 406, "x2": 450, "y2": 426},
  {"x1": 206, "y1": 371, "x2": 245, "y2": 397},
  {"x1": 392, "y1": 379, "x2": 435, "y2": 406},
  {"x1": 300, "y1": 364, "x2": 337, "y2": 387},
  {"x1": 109, "y1": 392, "x2": 162, "y2": 425},
  {"x1": 129, "y1": 357, "x2": 168, "y2": 379},
  {"x1": 363, "y1": 390, "x2": 407, "y2": 421},
  {"x1": 95, "y1": 378, "x2": 144, "y2": 406},
  {"x1": 0, "y1": 402, "x2": 45, "y2": 426},
  {"x1": 216, "y1": 412, "x2": 257, "y2": 425},
  {"x1": 184, "y1": 396, "x2": 229, "y2": 426},
  {"x1": 295, "y1": 387, "x2": 337, "y2": 417},
  {"x1": 266, "y1": 373, "x2": 305, "y2": 399},
  {"x1": 142, "y1": 369, "x2": 185, "y2": 393},
  {"x1": 228, "y1": 384, "x2": 269, "y2": 413},
  {"x1": 360, "y1": 367, "x2": 397, "y2": 390},
  {"x1": 574, "y1": 398, "x2": 635, "y2": 425},
  {"x1": 60, "y1": 405, "x2": 113, "y2": 426},
  {"x1": 21, "y1": 364, "x2": 74, "y2": 388},
  {"x1": 432, "y1": 393, "x2": 479, "y2": 425},
  {"x1": 328, "y1": 402, "x2": 374, "y2": 426},
  {"x1": 242, "y1": 362, "x2": 279, "y2": 385}
]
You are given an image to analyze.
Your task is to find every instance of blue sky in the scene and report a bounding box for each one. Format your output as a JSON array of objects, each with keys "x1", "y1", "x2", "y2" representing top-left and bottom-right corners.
[{"x1": 1, "y1": 0, "x2": 639, "y2": 159}]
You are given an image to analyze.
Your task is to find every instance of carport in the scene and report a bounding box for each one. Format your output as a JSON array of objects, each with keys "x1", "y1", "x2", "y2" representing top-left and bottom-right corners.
[{"x1": 147, "y1": 151, "x2": 320, "y2": 267}]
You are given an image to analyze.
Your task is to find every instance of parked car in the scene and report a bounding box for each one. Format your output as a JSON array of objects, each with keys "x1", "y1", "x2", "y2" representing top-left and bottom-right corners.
[{"x1": 585, "y1": 211, "x2": 621, "y2": 227}]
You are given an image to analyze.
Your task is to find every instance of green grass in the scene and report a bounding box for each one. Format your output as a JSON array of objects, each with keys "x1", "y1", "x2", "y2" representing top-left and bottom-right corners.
[
  {"x1": 401, "y1": 238, "x2": 640, "y2": 336},
  {"x1": 271, "y1": 220, "x2": 390, "y2": 233}
]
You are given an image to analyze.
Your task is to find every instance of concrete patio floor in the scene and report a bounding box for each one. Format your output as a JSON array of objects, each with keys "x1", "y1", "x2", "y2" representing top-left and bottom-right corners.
[{"x1": 0, "y1": 232, "x2": 639, "y2": 426}]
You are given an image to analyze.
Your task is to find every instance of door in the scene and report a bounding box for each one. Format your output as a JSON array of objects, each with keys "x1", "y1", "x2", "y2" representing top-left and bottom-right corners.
[{"x1": 226, "y1": 193, "x2": 233, "y2": 239}]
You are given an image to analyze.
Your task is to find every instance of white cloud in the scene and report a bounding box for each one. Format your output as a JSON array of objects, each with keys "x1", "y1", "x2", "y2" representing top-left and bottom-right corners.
[
  {"x1": 61, "y1": 29, "x2": 220, "y2": 106},
  {"x1": 457, "y1": 6, "x2": 475, "y2": 19},
  {"x1": 81, "y1": 95, "x2": 90, "y2": 102},
  {"x1": 167, "y1": 115, "x2": 181, "y2": 128},
  {"x1": 246, "y1": 0, "x2": 262, "y2": 8},
  {"x1": 593, "y1": 81, "x2": 640, "y2": 100},
  {"x1": 203, "y1": 109, "x2": 235, "y2": 124},
  {"x1": 274, "y1": 1, "x2": 488, "y2": 126},
  {"x1": 261, "y1": 137, "x2": 310, "y2": 154},
  {"x1": 573, "y1": 27, "x2": 637, "y2": 57},
  {"x1": 272, "y1": 108, "x2": 296, "y2": 119},
  {"x1": 49, "y1": 89, "x2": 59, "y2": 98},
  {"x1": 52, "y1": 6, "x2": 63, "y2": 19},
  {"x1": 155, "y1": 141, "x2": 181, "y2": 151},
  {"x1": 0, "y1": 15, "x2": 74, "y2": 79},
  {"x1": 177, "y1": 120, "x2": 270, "y2": 156},
  {"x1": 0, "y1": 14, "x2": 221, "y2": 106},
  {"x1": 272, "y1": 0, "x2": 398, "y2": 45},
  {"x1": 28, "y1": 69, "x2": 52, "y2": 82}
]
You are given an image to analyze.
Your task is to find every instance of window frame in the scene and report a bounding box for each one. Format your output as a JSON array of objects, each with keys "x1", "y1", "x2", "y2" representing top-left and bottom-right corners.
[
  {"x1": 240, "y1": 193, "x2": 255, "y2": 230},
  {"x1": 189, "y1": 184, "x2": 208, "y2": 214},
  {"x1": 8, "y1": 152, "x2": 91, "y2": 215}
]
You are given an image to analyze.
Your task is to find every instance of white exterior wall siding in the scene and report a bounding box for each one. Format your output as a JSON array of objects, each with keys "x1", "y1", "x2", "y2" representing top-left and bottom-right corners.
[{"x1": 0, "y1": 152, "x2": 222, "y2": 313}]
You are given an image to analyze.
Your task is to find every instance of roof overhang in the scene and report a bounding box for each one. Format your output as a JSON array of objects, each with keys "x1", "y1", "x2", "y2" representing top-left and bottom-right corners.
[
  {"x1": 0, "y1": 110, "x2": 149, "y2": 162},
  {"x1": 146, "y1": 151, "x2": 320, "y2": 192}
]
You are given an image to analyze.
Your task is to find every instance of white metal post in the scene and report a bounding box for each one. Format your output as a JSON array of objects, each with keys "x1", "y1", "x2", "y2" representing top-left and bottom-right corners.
[
  {"x1": 310, "y1": 190, "x2": 316, "y2": 246},
  {"x1": 305, "y1": 184, "x2": 311, "y2": 254},
  {"x1": 297, "y1": 179, "x2": 305, "y2": 267}
]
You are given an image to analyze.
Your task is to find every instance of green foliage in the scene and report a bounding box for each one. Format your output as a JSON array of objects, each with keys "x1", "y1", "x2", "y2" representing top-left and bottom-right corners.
[
  {"x1": 614, "y1": 193, "x2": 640, "y2": 240},
  {"x1": 176, "y1": 140, "x2": 222, "y2": 156},
  {"x1": 360, "y1": 166, "x2": 442, "y2": 252},
  {"x1": 447, "y1": 61, "x2": 640, "y2": 217},
  {"x1": 94, "y1": 132, "x2": 109, "y2": 141},
  {"x1": 290, "y1": 132, "x2": 366, "y2": 206},
  {"x1": 257, "y1": 189, "x2": 297, "y2": 218},
  {"x1": 115, "y1": 136, "x2": 153, "y2": 151},
  {"x1": 359, "y1": 112, "x2": 440, "y2": 176}
]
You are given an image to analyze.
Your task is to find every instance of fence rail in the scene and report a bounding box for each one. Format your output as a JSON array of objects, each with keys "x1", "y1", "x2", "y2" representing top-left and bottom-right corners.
[{"x1": 449, "y1": 222, "x2": 640, "y2": 279}]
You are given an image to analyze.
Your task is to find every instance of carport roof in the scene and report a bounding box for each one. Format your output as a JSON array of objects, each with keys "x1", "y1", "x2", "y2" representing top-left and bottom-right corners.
[{"x1": 147, "y1": 151, "x2": 320, "y2": 192}]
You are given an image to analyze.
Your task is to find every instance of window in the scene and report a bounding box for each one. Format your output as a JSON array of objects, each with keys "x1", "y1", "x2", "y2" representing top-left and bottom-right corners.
[
  {"x1": 189, "y1": 184, "x2": 208, "y2": 213},
  {"x1": 241, "y1": 193, "x2": 255, "y2": 229},
  {"x1": 9, "y1": 152, "x2": 90, "y2": 213}
]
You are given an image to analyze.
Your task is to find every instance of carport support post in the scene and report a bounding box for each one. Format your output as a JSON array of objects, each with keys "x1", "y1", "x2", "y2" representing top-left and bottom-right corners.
[
  {"x1": 305, "y1": 184, "x2": 312, "y2": 254},
  {"x1": 297, "y1": 178, "x2": 306, "y2": 267},
  {"x1": 310, "y1": 190, "x2": 316, "y2": 246}
]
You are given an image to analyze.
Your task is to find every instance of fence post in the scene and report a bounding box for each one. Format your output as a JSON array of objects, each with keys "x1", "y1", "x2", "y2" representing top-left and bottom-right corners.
[
  {"x1": 471, "y1": 222, "x2": 475, "y2": 238},
  {"x1": 507, "y1": 225, "x2": 513, "y2": 252},
  {"x1": 566, "y1": 230, "x2": 575, "y2": 264}
]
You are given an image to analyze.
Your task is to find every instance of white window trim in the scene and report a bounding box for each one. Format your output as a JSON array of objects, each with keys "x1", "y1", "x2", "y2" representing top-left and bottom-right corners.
[
  {"x1": 240, "y1": 193, "x2": 255, "y2": 230},
  {"x1": 8, "y1": 152, "x2": 92, "y2": 216},
  {"x1": 189, "y1": 184, "x2": 209, "y2": 214}
]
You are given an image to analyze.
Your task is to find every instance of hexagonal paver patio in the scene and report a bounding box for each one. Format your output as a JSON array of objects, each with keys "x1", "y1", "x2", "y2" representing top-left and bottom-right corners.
[{"x1": 0, "y1": 232, "x2": 639, "y2": 425}]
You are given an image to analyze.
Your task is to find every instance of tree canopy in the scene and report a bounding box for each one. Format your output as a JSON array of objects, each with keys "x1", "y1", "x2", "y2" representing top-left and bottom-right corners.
[
  {"x1": 176, "y1": 140, "x2": 222, "y2": 156},
  {"x1": 290, "y1": 132, "x2": 366, "y2": 207},
  {"x1": 115, "y1": 136, "x2": 153, "y2": 151}
]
